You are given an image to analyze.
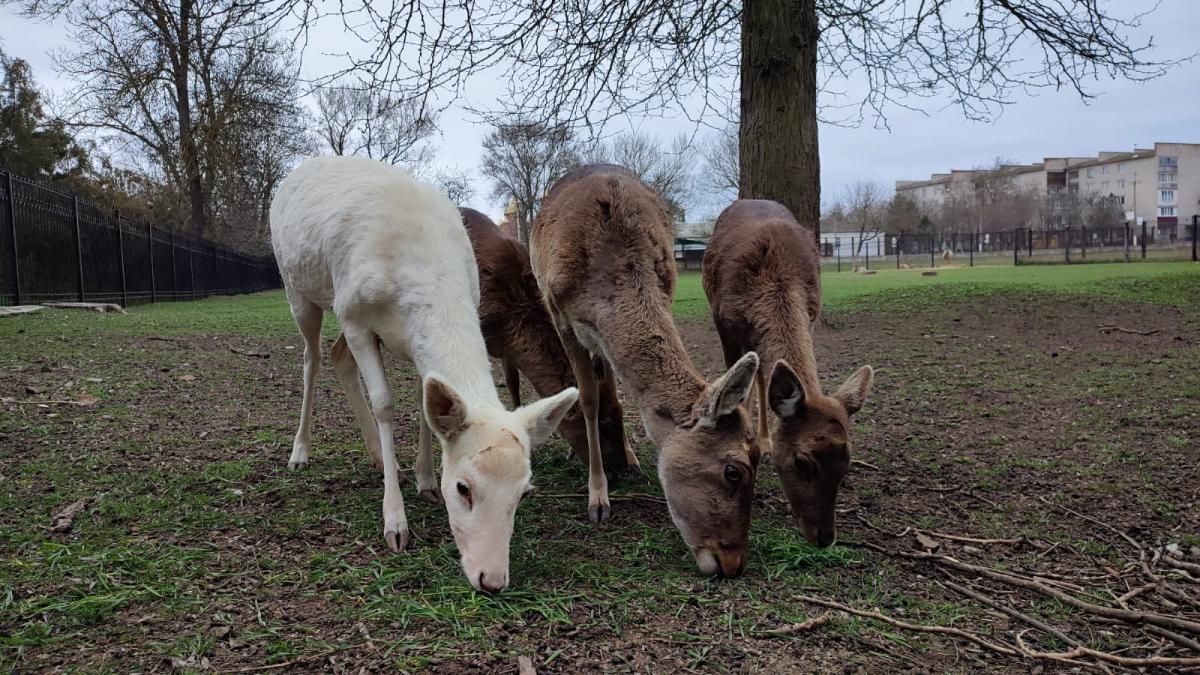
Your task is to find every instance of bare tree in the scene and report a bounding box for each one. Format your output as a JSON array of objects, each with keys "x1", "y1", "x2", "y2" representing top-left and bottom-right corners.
[
  {"x1": 842, "y1": 180, "x2": 887, "y2": 256},
  {"x1": 480, "y1": 118, "x2": 580, "y2": 245},
  {"x1": 285, "y1": 1, "x2": 1175, "y2": 245},
  {"x1": 33, "y1": 0, "x2": 301, "y2": 240},
  {"x1": 590, "y1": 132, "x2": 693, "y2": 226},
  {"x1": 433, "y1": 166, "x2": 475, "y2": 205},
  {"x1": 313, "y1": 82, "x2": 437, "y2": 171},
  {"x1": 700, "y1": 125, "x2": 739, "y2": 197}
]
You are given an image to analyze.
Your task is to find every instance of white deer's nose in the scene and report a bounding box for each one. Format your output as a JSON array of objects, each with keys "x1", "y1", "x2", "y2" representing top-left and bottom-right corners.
[{"x1": 478, "y1": 570, "x2": 508, "y2": 594}]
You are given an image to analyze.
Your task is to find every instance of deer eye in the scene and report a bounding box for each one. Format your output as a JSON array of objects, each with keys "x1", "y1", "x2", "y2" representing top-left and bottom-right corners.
[
  {"x1": 456, "y1": 481, "x2": 472, "y2": 506},
  {"x1": 724, "y1": 465, "x2": 743, "y2": 483}
]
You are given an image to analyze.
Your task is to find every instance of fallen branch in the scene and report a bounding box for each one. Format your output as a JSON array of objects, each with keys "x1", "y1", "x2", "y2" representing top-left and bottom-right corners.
[
  {"x1": 851, "y1": 459, "x2": 881, "y2": 471},
  {"x1": 1097, "y1": 325, "x2": 1159, "y2": 336},
  {"x1": 1015, "y1": 629, "x2": 1200, "y2": 667},
  {"x1": 757, "y1": 613, "x2": 832, "y2": 637},
  {"x1": 919, "y1": 529, "x2": 1041, "y2": 548},
  {"x1": 220, "y1": 643, "x2": 368, "y2": 673},
  {"x1": 1037, "y1": 497, "x2": 1142, "y2": 552},
  {"x1": 1144, "y1": 625, "x2": 1200, "y2": 654},
  {"x1": 941, "y1": 579, "x2": 1080, "y2": 649},
  {"x1": 1164, "y1": 555, "x2": 1200, "y2": 576}
]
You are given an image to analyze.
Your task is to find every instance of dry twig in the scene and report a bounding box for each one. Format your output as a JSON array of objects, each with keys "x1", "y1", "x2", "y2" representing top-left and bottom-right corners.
[
  {"x1": 757, "y1": 613, "x2": 832, "y2": 637},
  {"x1": 1015, "y1": 629, "x2": 1200, "y2": 667}
]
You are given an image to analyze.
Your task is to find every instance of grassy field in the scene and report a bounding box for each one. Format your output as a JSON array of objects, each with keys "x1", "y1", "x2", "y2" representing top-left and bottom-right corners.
[{"x1": 1, "y1": 261, "x2": 1198, "y2": 672}]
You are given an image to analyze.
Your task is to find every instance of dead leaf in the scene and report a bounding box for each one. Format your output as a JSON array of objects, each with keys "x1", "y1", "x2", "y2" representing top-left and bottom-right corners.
[
  {"x1": 179, "y1": 374, "x2": 196, "y2": 382},
  {"x1": 25, "y1": 385, "x2": 44, "y2": 395},
  {"x1": 915, "y1": 532, "x2": 940, "y2": 551},
  {"x1": 51, "y1": 499, "x2": 88, "y2": 532},
  {"x1": 518, "y1": 655, "x2": 536, "y2": 675}
]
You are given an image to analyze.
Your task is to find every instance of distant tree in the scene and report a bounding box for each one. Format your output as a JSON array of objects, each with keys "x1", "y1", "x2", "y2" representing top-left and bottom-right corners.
[
  {"x1": 841, "y1": 180, "x2": 887, "y2": 256},
  {"x1": 590, "y1": 132, "x2": 692, "y2": 227},
  {"x1": 313, "y1": 82, "x2": 437, "y2": 172},
  {"x1": 433, "y1": 167, "x2": 476, "y2": 205},
  {"x1": 885, "y1": 194, "x2": 920, "y2": 234},
  {"x1": 480, "y1": 118, "x2": 580, "y2": 245},
  {"x1": 0, "y1": 51, "x2": 89, "y2": 180},
  {"x1": 699, "y1": 125, "x2": 739, "y2": 197}
]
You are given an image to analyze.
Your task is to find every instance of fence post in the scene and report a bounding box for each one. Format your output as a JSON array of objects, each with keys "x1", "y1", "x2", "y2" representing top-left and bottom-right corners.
[
  {"x1": 1193, "y1": 215, "x2": 1198, "y2": 262},
  {"x1": 1013, "y1": 230, "x2": 1019, "y2": 266},
  {"x1": 188, "y1": 239, "x2": 196, "y2": 300},
  {"x1": 1141, "y1": 221, "x2": 1148, "y2": 259},
  {"x1": 73, "y1": 196, "x2": 85, "y2": 301},
  {"x1": 169, "y1": 229, "x2": 178, "y2": 301},
  {"x1": 930, "y1": 234, "x2": 935, "y2": 268},
  {"x1": 1027, "y1": 229, "x2": 1033, "y2": 258},
  {"x1": 4, "y1": 172, "x2": 21, "y2": 305},
  {"x1": 836, "y1": 237, "x2": 841, "y2": 272},
  {"x1": 969, "y1": 232, "x2": 974, "y2": 267},
  {"x1": 116, "y1": 211, "x2": 128, "y2": 308},
  {"x1": 1124, "y1": 222, "x2": 1131, "y2": 262},
  {"x1": 895, "y1": 234, "x2": 901, "y2": 269},
  {"x1": 1065, "y1": 226, "x2": 1071, "y2": 264},
  {"x1": 865, "y1": 238, "x2": 870, "y2": 270},
  {"x1": 148, "y1": 223, "x2": 156, "y2": 301},
  {"x1": 1081, "y1": 226, "x2": 1087, "y2": 260}
]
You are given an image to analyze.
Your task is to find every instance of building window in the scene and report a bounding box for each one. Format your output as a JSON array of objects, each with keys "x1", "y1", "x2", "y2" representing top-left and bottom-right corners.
[
  {"x1": 1118, "y1": 163, "x2": 1125, "y2": 173},
  {"x1": 1101, "y1": 165, "x2": 1109, "y2": 175},
  {"x1": 1117, "y1": 179, "x2": 1126, "y2": 189},
  {"x1": 1119, "y1": 196, "x2": 1125, "y2": 205},
  {"x1": 1101, "y1": 181, "x2": 1109, "y2": 190},
  {"x1": 1160, "y1": 189, "x2": 1176, "y2": 203},
  {"x1": 1159, "y1": 156, "x2": 1178, "y2": 168},
  {"x1": 1086, "y1": 168, "x2": 1095, "y2": 178},
  {"x1": 1159, "y1": 206, "x2": 1176, "y2": 217}
]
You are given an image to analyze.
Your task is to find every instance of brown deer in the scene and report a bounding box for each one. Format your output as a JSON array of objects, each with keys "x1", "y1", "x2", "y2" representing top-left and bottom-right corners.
[
  {"x1": 460, "y1": 207, "x2": 635, "y2": 472},
  {"x1": 532, "y1": 164, "x2": 762, "y2": 577},
  {"x1": 702, "y1": 199, "x2": 873, "y2": 548}
]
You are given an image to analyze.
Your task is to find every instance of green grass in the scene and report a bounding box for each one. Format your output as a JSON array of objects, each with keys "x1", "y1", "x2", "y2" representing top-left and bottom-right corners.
[{"x1": 673, "y1": 260, "x2": 1199, "y2": 319}]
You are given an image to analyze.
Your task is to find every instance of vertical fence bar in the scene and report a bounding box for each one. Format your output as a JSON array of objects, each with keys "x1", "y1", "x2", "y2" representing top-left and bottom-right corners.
[
  {"x1": 1065, "y1": 226, "x2": 1071, "y2": 264},
  {"x1": 1141, "y1": 221, "x2": 1148, "y2": 259},
  {"x1": 116, "y1": 211, "x2": 128, "y2": 307},
  {"x1": 969, "y1": 232, "x2": 974, "y2": 267},
  {"x1": 1013, "y1": 230, "x2": 1019, "y2": 266},
  {"x1": 148, "y1": 223, "x2": 156, "y2": 301},
  {"x1": 1124, "y1": 222, "x2": 1131, "y2": 263},
  {"x1": 188, "y1": 239, "x2": 196, "y2": 300},
  {"x1": 1081, "y1": 226, "x2": 1087, "y2": 260},
  {"x1": 895, "y1": 234, "x2": 901, "y2": 269},
  {"x1": 1193, "y1": 215, "x2": 1198, "y2": 262},
  {"x1": 1027, "y1": 229, "x2": 1033, "y2": 258},
  {"x1": 836, "y1": 237, "x2": 841, "y2": 272},
  {"x1": 4, "y1": 172, "x2": 21, "y2": 305},
  {"x1": 865, "y1": 238, "x2": 870, "y2": 270},
  {"x1": 169, "y1": 229, "x2": 178, "y2": 301},
  {"x1": 930, "y1": 234, "x2": 935, "y2": 268},
  {"x1": 73, "y1": 196, "x2": 85, "y2": 301}
]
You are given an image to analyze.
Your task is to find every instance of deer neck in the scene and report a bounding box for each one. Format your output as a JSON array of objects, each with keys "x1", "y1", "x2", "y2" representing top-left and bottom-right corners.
[
  {"x1": 758, "y1": 302, "x2": 822, "y2": 396},
  {"x1": 409, "y1": 302, "x2": 503, "y2": 409}
]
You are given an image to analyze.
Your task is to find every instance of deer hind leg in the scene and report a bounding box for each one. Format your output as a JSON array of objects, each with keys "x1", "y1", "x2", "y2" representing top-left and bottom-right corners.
[
  {"x1": 330, "y1": 333, "x2": 385, "y2": 471},
  {"x1": 596, "y1": 357, "x2": 638, "y2": 471},
  {"x1": 286, "y1": 295, "x2": 323, "y2": 470},
  {"x1": 341, "y1": 324, "x2": 409, "y2": 552},
  {"x1": 414, "y1": 384, "x2": 441, "y2": 504},
  {"x1": 559, "y1": 324, "x2": 610, "y2": 523},
  {"x1": 502, "y1": 355, "x2": 522, "y2": 408}
]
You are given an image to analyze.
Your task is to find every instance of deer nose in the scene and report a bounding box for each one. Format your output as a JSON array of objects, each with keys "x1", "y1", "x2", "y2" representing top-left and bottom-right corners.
[
  {"x1": 716, "y1": 550, "x2": 747, "y2": 578},
  {"x1": 816, "y1": 529, "x2": 836, "y2": 548},
  {"x1": 478, "y1": 571, "x2": 507, "y2": 594}
]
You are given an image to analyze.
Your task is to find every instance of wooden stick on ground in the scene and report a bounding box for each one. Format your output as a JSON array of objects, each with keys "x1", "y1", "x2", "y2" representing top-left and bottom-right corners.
[
  {"x1": 757, "y1": 613, "x2": 832, "y2": 637},
  {"x1": 1015, "y1": 630, "x2": 1200, "y2": 667},
  {"x1": 940, "y1": 580, "x2": 1080, "y2": 649}
]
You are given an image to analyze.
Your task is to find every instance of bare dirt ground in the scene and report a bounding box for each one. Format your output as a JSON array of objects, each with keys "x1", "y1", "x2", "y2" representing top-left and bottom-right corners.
[{"x1": 1, "y1": 283, "x2": 1198, "y2": 673}]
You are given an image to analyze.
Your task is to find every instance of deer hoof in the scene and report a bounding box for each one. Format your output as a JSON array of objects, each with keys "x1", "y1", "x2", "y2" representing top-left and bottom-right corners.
[
  {"x1": 287, "y1": 459, "x2": 307, "y2": 470},
  {"x1": 589, "y1": 501, "x2": 612, "y2": 523},
  {"x1": 384, "y1": 529, "x2": 409, "y2": 553},
  {"x1": 419, "y1": 486, "x2": 443, "y2": 505}
]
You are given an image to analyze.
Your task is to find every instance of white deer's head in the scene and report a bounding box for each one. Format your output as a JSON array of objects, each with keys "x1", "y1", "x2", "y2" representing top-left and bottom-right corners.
[{"x1": 422, "y1": 374, "x2": 578, "y2": 592}]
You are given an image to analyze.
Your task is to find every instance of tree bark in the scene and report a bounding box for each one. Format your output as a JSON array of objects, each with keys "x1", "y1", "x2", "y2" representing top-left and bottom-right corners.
[
  {"x1": 174, "y1": 0, "x2": 207, "y2": 238},
  {"x1": 739, "y1": 0, "x2": 820, "y2": 242}
]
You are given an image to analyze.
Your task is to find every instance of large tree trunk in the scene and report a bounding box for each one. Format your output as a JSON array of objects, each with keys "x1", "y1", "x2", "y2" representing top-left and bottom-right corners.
[
  {"x1": 739, "y1": 0, "x2": 820, "y2": 243},
  {"x1": 174, "y1": 0, "x2": 207, "y2": 238}
]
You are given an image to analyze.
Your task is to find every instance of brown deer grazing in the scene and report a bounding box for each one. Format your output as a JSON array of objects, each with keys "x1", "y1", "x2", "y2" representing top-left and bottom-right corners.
[
  {"x1": 702, "y1": 199, "x2": 874, "y2": 548},
  {"x1": 460, "y1": 207, "x2": 635, "y2": 471},
  {"x1": 532, "y1": 164, "x2": 761, "y2": 577}
]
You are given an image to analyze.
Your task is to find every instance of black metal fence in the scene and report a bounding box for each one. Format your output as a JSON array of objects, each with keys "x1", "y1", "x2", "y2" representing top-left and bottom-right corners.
[
  {"x1": 821, "y1": 220, "x2": 1198, "y2": 271},
  {"x1": 1, "y1": 169, "x2": 279, "y2": 307}
]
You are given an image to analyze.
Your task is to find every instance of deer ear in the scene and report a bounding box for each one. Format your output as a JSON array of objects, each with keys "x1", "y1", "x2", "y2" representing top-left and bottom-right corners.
[
  {"x1": 832, "y1": 365, "x2": 874, "y2": 416},
  {"x1": 423, "y1": 374, "x2": 471, "y2": 441},
  {"x1": 516, "y1": 387, "x2": 579, "y2": 447},
  {"x1": 767, "y1": 360, "x2": 808, "y2": 419},
  {"x1": 698, "y1": 352, "x2": 759, "y2": 428}
]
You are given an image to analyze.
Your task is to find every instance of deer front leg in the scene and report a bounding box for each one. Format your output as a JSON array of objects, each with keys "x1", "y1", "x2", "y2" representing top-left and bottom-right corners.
[
  {"x1": 331, "y1": 333, "x2": 383, "y2": 470},
  {"x1": 286, "y1": 298, "x2": 323, "y2": 470},
  {"x1": 342, "y1": 327, "x2": 409, "y2": 552},
  {"x1": 414, "y1": 384, "x2": 441, "y2": 504},
  {"x1": 560, "y1": 327, "x2": 610, "y2": 523},
  {"x1": 502, "y1": 355, "x2": 522, "y2": 408}
]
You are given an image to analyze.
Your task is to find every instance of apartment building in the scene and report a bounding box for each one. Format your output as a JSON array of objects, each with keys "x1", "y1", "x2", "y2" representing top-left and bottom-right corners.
[{"x1": 896, "y1": 142, "x2": 1200, "y2": 236}]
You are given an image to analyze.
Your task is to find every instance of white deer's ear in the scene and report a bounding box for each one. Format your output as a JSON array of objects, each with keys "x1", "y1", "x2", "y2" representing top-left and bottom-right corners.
[
  {"x1": 698, "y1": 352, "x2": 759, "y2": 428},
  {"x1": 832, "y1": 365, "x2": 874, "y2": 416},
  {"x1": 423, "y1": 374, "x2": 471, "y2": 441},
  {"x1": 767, "y1": 360, "x2": 808, "y2": 419},
  {"x1": 516, "y1": 387, "x2": 579, "y2": 447}
]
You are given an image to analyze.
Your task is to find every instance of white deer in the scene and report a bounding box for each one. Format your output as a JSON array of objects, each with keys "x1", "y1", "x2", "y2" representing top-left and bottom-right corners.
[{"x1": 269, "y1": 156, "x2": 578, "y2": 592}]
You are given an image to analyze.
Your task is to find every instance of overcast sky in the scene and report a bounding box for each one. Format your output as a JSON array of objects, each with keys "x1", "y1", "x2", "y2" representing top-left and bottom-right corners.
[{"x1": 2, "y1": 1, "x2": 1197, "y2": 224}]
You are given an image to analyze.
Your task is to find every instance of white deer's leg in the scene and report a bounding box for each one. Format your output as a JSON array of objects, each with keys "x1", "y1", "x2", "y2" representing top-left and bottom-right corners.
[
  {"x1": 343, "y1": 326, "x2": 409, "y2": 552},
  {"x1": 330, "y1": 333, "x2": 384, "y2": 471},
  {"x1": 414, "y1": 385, "x2": 441, "y2": 504},
  {"x1": 560, "y1": 326, "x2": 610, "y2": 523},
  {"x1": 287, "y1": 298, "x2": 323, "y2": 470}
]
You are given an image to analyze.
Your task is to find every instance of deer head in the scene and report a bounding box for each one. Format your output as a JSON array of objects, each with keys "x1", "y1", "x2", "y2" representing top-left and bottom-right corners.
[
  {"x1": 766, "y1": 360, "x2": 873, "y2": 548},
  {"x1": 657, "y1": 352, "x2": 762, "y2": 578},
  {"x1": 423, "y1": 374, "x2": 578, "y2": 592}
]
